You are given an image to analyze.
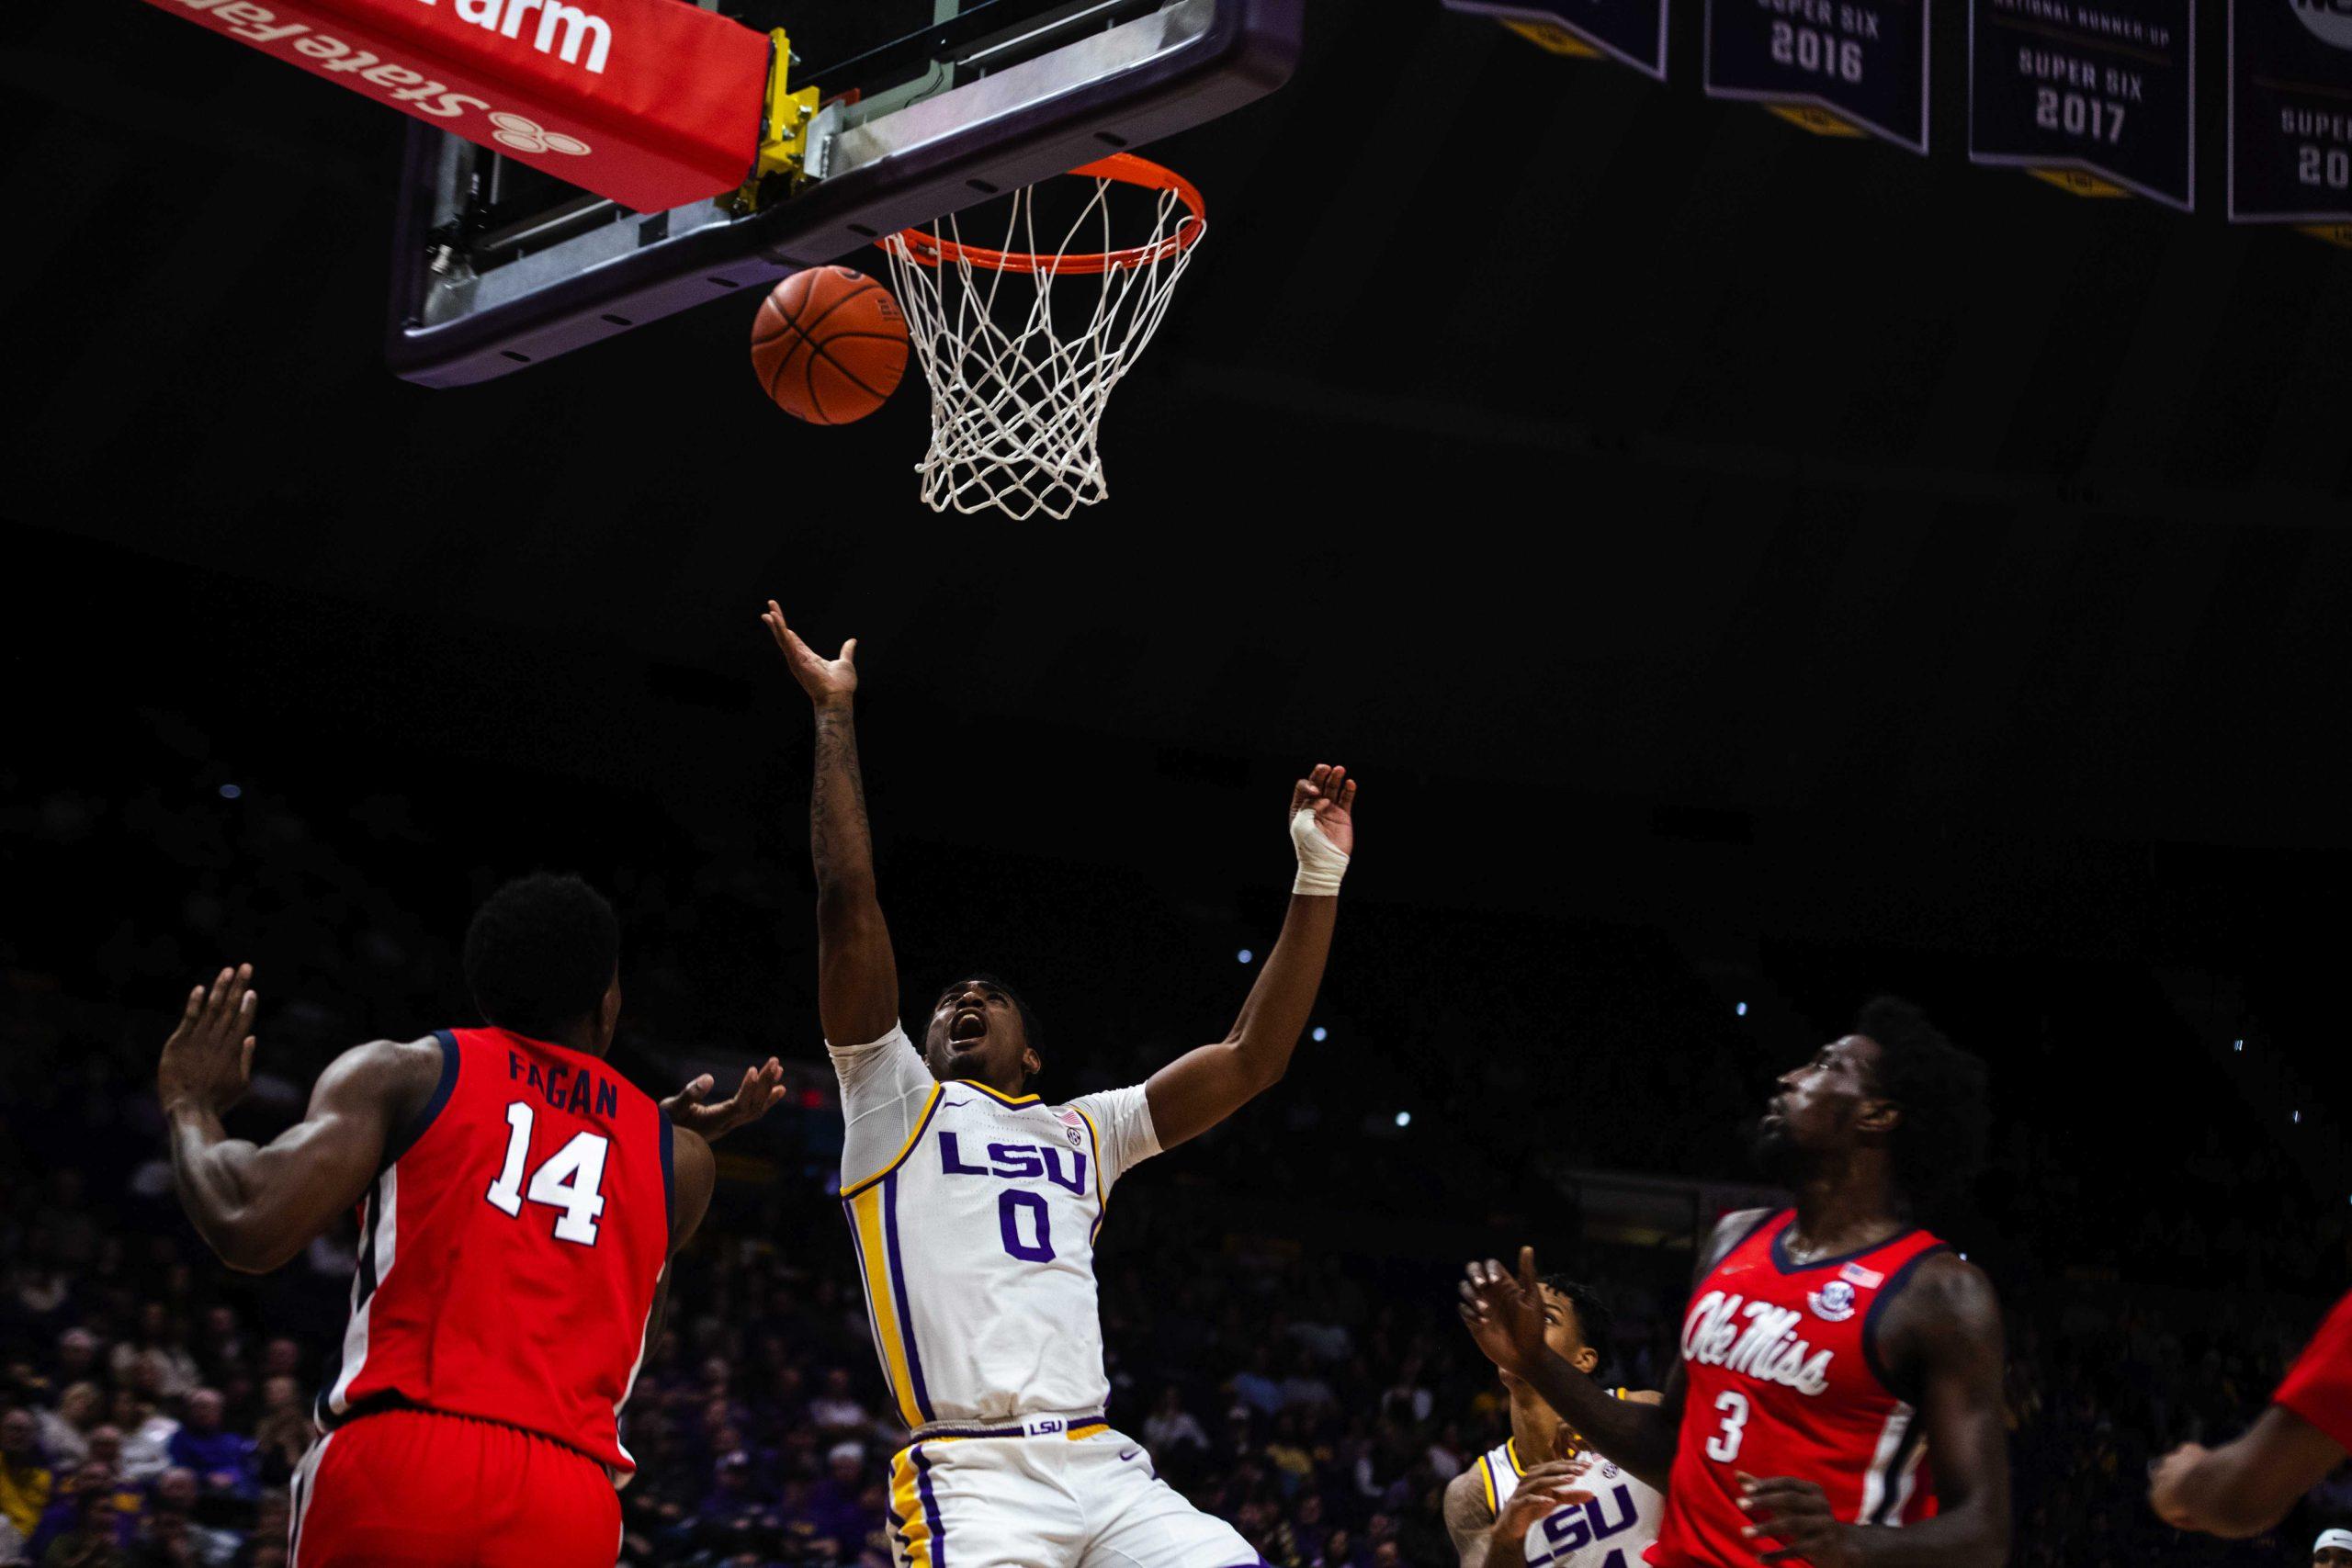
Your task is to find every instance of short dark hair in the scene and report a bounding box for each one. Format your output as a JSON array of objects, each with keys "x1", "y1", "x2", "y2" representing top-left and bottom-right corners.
[
  {"x1": 933, "y1": 972, "x2": 1044, "y2": 1059},
  {"x1": 1537, "y1": 1274, "x2": 1616, "y2": 1368},
  {"x1": 1854, "y1": 996, "x2": 1989, "y2": 1212},
  {"x1": 463, "y1": 874, "x2": 618, "y2": 1041}
]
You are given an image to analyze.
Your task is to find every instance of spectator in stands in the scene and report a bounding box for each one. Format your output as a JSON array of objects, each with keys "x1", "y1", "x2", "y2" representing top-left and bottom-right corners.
[
  {"x1": 160, "y1": 1397, "x2": 249, "y2": 1507},
  {"x1": 103, "y1": 1405, "x2": 168, "y2": 1494},
  {"x1": 0, "y1": 1413, "x2": 51, "y2": 1540},
  {"x1": 27, "y1": 1461, "x2": 139, "y2": 1564},
  {"x1": 805, "y1": 1369, "x2": 867, "y2": 1438},
  {"x1": 802, "y1": 1442, "x2": 871, "y2": 1556},
  {"x1": 34, "y1": 1478, "x2": 121, "y2": 1568},
  {"x1": 1146, "y1": 1386, "x2": 1211, "y2": 1459},
  {"x1": 107, "y1": 1314, "x2": 195, "y2": 1407},
  {"x1": 50, "y1": 1342, "x2": 98, "y2": 1399},
  {"x1": 1232, "y1": 1348, "x2": 1282, "y2": 1420},
  {"x1": 243, "y1": 1384, "x2": 304, "y2": 1493},
  {"x1": 138, "y1": 1471, "x2": 232, "y2": 1568},
  {"x1": 35, "y1": 1390, "x2": 99, "y2": 1474}
]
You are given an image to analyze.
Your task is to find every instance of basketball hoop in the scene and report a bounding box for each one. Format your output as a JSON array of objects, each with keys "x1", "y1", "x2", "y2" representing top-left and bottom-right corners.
[{"x1": 880, "y1": 154, "x2": 1207, "y2": 521}]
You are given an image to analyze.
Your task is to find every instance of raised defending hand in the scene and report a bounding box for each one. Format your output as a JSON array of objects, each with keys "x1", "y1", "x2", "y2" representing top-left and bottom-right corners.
[
  {"x1": 1457, "y1": 1247, "x2": 1551, "y2": 1380},
  {"x1": 662, "y1": 1057, "x2": 787, "y2": 1142},
  {"x1": 1738, "y1": 1473, "x2": 1861, "y2": 1567},
  {"x1": 761, "y1": 600, "x2": 857, "y2": 708},
  {"x1": 1291, "y1": 763, "x2": 1356, "y2": 856},
  {"x1": 1492, "y1": 1459, "x2": 1598, "y2": 1550},
  {"x1": 159, "y1": 964, "x2": 258, "y2": 1116}
]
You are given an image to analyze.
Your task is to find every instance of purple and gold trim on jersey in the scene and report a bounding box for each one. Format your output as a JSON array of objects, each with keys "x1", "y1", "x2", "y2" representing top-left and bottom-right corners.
[
  {"x1": 1068, "y1": 1102, "x2": 1109, "y2": 1245},
  {"x1": 842, "y1": 1085, "x2": 947, "y2": 1201},
  {"x1": 845, "y1": 1166, "x2": 937, "y2": 1429},
  {"x1": 910, "y1": 1417, "x2": 1110, "y2": 1441},
  {"x1": 963, "y1": 1081, "x2": 1045, "y2": 1109}
]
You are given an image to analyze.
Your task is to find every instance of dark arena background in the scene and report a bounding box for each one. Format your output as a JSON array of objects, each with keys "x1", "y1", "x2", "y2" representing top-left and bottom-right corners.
[{"x1": 8, "y1": 0, "x2": 2352, "y2": 1564}]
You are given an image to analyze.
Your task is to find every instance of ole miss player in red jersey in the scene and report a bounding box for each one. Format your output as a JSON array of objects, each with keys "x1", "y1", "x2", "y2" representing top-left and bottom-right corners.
[
  {"x1": 157, "y1": 874, "x2": 786, "y2": 1566},
  {"x1": 1459, "y1": 998, "x2": 2010, "y2": 1568}
]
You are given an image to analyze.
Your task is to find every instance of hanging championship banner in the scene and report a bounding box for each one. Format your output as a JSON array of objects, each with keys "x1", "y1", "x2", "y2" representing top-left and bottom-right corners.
[
  {"x1": 2229, "y1": 0, "x2": 2352, "y2": 233},
  {"x1": 1967, "y1": 0, "x2": 2194, "y2": 207},
  {"x1": 1705, "y1": 0, "x2": 1931, "y2": 149},
  {"x1": 1442, "y1": 0, "x2": 1670, "y2": 77}
]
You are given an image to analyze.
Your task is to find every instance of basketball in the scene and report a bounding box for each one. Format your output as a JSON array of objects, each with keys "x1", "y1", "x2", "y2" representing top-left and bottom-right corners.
[{"x1": 751, "y1": 266, "x2": 910, "y2": 425}]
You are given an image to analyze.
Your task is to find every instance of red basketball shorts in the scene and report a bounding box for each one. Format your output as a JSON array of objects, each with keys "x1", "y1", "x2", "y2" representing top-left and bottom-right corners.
[{"x1": 290, "y1": 1409, "x2": 621, "y2": 1567}]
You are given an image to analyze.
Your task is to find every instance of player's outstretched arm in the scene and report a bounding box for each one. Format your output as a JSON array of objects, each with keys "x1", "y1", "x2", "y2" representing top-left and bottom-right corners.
[
  {"x1": 638, "y1": 1125, "x2": 720, "y2": 1369},
  {"x1": 1144, "y1": 765, "x2": 1355, "y2": 1149},
  {"x1": 1738, "y1": 1255, "x2": 2011, "y2": 1568},
  {"x1": 763, "y1": 600, "x2": 899, "y2": 1048},
  {"x1": 1459, "y1": 1247, "x2": 1680, "y2": 1491},
  {"x1": 662, "y1": 1059, "x2": 786, "y2": 1141},
  {"x1": 159, "y1": 965, "x2": 435, "y2": 1274},
  {"x1": 2147, "y1": 1408, "x2": 2346, "y2": 1538}
]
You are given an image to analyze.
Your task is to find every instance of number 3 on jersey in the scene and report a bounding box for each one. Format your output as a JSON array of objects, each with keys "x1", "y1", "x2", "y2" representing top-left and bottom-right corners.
[
  {"x1": 485, "y1": 1100, "x2": 609, "y2": 1244},
  {"x1": 1706, "y1": 1391, "x2": 1748, "y2": 1461}
]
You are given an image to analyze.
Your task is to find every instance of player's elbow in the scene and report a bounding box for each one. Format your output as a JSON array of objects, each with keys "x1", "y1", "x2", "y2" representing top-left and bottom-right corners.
[
  {"x1": 1228, "y1": 1044, "x2": 1289, "y2": 1097},
  {"x1": 1942, "y1": 1497, "x2": 2013, "y2": 1566},
  {"x1": 815, "y1": 883, "x2": 882, "y2": 936},
  {"x1": 2198, "y1": 1486, "x2": 2298, "y2": 1540},
  {"x1": 203, "y1": 1211, "x2": 293, "y2": 1275}
]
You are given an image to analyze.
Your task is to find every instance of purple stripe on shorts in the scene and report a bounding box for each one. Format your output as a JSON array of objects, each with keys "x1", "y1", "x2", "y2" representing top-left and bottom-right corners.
[{"x1": 913, "y1": 1443, "x2": 947, "y2": 1568}]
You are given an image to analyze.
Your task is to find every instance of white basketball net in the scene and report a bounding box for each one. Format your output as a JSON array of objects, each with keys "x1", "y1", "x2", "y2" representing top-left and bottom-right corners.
[{"x1": 880, "y1": 166, "x2": 1204, "y2": 521}]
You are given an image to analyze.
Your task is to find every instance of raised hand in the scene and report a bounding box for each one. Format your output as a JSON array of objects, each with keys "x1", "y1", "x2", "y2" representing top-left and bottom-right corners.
[
  {"x1": 1290, "y1": 763, "x2": 1356, "y2": 857},
  {"x1": 159, "y1": 964, "x2": 258, "y2": 1117},
  {"x1": 1457, "y1": 1246, "x2": 1550, "y2": 1380},
  {"x1": 1739, "y1": 1473, "x2": 1861, "y2": 1566},
  {"x1": 761, "y1": 600, "x2": 858, "y2": 709},
  {"x1": 662, "y1": 1058, "x2": 788, "y2": 1143},
  {"x1": 1493, "y1": 1458, "x2": 1597, "y2": 1549}
]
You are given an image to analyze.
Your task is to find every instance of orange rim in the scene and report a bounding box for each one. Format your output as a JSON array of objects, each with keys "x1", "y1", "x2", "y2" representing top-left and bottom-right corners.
[{"x1": 889, "y1": 153, "x2": 1205, "y2": 276}]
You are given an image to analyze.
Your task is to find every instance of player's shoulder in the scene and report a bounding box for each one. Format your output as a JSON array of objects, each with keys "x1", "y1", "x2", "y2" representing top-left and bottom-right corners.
[
  {"x1": 319, "y1": 1033, "x2": 447, "y2": 1101},
  {"x1": 1872, "y1": 1247, "x2": 2002, "y2": 1368},
  {"x1": 1895, "y1": 1247, "x2": 1999, "y2": 1317},
  {"x1": 1442, "y1": 1458, "x2": 1498, "y2": 1531},
  {"x1": 1696, "y1": 1206, "x2": 1780, "y2": 1275}
]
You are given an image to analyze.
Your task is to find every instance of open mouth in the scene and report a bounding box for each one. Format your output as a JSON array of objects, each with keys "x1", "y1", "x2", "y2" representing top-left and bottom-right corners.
[{"x1": 948, "y1": 1009, "x2": 988, "y2": 1050}]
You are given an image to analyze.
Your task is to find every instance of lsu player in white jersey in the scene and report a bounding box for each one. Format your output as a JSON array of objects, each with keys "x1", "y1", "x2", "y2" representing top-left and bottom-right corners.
[
  {"x1": 761, "y1": 600, "x2": 1356, "y2": 1568},
  {"x1": 1442, "y1": 1276, "x2": 1664, "y2": 1568}
]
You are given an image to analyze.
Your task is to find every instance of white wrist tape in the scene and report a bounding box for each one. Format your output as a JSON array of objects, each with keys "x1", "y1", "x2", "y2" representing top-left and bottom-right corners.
[{"x1": 1291, "y1": 808, "x2": 1350, "y2": 897}]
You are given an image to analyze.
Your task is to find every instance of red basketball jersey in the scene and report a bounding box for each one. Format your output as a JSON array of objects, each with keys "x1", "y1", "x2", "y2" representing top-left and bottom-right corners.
[
  {"x1": 317, "y1": 1028, "x2": 673, "y2": 1476},
  {"x1": 1647, "y1": 1211, "x2": 1947, "y2": 1568}
]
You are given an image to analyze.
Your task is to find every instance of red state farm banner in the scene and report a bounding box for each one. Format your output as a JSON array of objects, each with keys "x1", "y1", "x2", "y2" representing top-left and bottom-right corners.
[{"x1": 142, "y1": 0, "x2": 769, "y2": 212}]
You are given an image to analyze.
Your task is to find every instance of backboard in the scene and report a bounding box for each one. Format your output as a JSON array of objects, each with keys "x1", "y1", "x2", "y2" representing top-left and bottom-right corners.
[{"x1": 387, "y1": 0, "x2": 1301, "y2": 385}]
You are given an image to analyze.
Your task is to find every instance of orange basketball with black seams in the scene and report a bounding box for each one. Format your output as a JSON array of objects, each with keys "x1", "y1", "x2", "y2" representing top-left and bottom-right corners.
[{"x1": 750, "y1": 267, "x2": 910, "y2": 425}]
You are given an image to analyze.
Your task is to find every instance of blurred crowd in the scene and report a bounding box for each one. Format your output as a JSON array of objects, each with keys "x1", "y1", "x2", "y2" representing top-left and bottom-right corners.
[{"x1": 6, "y1": 715, "x2": 2352, "y2": 1565}]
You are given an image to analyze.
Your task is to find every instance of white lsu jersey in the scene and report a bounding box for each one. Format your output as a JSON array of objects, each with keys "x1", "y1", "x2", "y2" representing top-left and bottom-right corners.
[
  {"x1": 831, "y1": 1024, "x2": 1160, "y2": 1430},
  {"x1": 1477, "y1": 1399, "x2": 1664, "y2": 1568}
]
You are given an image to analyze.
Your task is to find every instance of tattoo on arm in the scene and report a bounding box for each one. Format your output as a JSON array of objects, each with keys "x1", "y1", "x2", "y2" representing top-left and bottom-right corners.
[
  {"x1": 811, "y1": 706, "x2": 875, "y2": 895},
  {"x1": 1442, "y1": 1469, "x2": 1497, "y2": 1568}
]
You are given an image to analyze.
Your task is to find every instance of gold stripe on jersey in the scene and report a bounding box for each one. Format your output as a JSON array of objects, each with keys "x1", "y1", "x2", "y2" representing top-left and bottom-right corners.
[
  {"x1": 964, "y1": 1081, "x2": 1044, "y2": 1109},
  {"x1": 842, "y1": 1085, "x2": 946, "y2": 1200},
  {"x1": 848, "y1": 1183, "x2": 925, "y2": 1428}
]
